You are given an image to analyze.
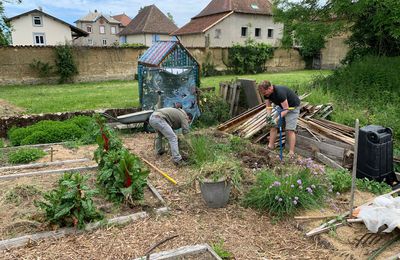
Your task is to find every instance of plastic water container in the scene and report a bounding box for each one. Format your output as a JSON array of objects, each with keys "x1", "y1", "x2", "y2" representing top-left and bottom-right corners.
[{"x1": 356, "y1": 125, "x2": 394, "y2": 182}]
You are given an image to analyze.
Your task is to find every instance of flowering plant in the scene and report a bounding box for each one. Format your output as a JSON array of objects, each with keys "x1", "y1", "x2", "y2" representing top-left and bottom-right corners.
[{"x1": 243, "y1": 165, "x2": 326, "y2": 218}]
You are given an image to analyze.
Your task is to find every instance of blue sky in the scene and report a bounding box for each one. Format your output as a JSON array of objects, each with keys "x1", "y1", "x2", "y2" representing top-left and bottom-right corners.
[{"x1": 4, "y1": 0, "x2": 211, "y2": 27}]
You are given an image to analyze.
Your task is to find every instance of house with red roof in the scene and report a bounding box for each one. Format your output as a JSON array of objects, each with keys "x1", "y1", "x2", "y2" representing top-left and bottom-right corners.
[
  {"x1": 172, "y1": 0, "x2": 283, "y2": 48},
  {"x1": 118, "y1": 5, "x2": 178, "y2": 47}
]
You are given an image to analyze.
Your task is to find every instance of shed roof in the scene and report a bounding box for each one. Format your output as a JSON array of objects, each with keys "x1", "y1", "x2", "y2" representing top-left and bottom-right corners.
[
  {"x1": 138, "y1": 41, "x2": 178, "y2": 66},
  {"x1": 119, "y1": 5, "x2": 178, "y2": 36}
]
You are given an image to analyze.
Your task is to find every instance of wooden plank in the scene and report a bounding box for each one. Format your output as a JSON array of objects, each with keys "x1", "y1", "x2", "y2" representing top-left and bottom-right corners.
[
  {"x1": 229, "y1": 83, "x2": 238, "y2": 117},
  {"x1": 0, "y1": 158, "x2": 90, "y2": 172},
  {"x1": 133, "y1": 244, "x2": 222, "y2": 260},
  {"x1": 217, "y1": 104, "x2": 264, "y2": 132},
  {"x1": 0, "y1": 165, "x2": 98, "y2": 181},
  {"x1": 0, "y1": 142, "x2": 66, "y2": 151},
  {"x1": 315, "y1": 152, "x2": 345, "y2": 170},
  {"x1": 238, "y1": 78, "x2": 262, "y2": 108},
  {"x1": 296, "y1": 134, "x2": 345, "y2": 162}
]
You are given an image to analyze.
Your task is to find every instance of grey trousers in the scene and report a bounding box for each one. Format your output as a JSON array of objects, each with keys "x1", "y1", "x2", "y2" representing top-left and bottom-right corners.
[{"x1": 149, "y1": 115, "x2": 182, "y2": 163}]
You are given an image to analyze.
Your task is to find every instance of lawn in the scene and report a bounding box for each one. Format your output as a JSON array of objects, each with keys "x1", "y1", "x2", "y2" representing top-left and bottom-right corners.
[{"x1": 0, "y1": 70, "x2": 331, "y2": 114}]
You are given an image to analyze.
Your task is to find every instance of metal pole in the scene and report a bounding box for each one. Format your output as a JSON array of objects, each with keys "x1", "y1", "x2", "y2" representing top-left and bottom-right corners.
[
  {"x1": 279, "y1": 110, "x2": 283, "y2": 161},
  {"x1": 349, "y1": 119, "x2": 359, "y2": 217}
]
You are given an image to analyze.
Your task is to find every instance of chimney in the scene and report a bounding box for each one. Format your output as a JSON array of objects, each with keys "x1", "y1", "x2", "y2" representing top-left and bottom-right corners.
[
  {"x1": 94, "y1": 9, "x2": 98, "y2": 13},
  {"x1": 38, "y1": 6, "x2": 43, "y2": 11}
]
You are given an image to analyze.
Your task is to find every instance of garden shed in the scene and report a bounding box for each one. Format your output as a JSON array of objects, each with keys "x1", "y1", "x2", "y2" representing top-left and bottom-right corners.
[{"x1": 138, "y1": 41, "x2": 200, "y2": 118}]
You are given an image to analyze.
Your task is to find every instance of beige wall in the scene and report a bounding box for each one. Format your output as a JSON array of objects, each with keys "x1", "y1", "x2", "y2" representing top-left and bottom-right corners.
[
  {"x1": 125, "y1": 33, "x2": 176, "y2": 47},
  {"x1": 178, "y1": 13, "x2": 283, "y2": 48},
  {"x1": 321, "y1": 34, "x2": 350, "y2": 69},
  {"x1": 11, "y1": 13, "x2": 72, "y2": 46}
]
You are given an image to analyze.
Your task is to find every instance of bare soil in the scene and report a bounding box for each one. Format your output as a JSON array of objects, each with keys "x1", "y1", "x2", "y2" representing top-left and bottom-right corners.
[
  {"x1": 0, "y1": 99, "x2": 25, "y2": 117},
  {"x1": 0, "y1": 131, "x2": 398, "y2": 259}
]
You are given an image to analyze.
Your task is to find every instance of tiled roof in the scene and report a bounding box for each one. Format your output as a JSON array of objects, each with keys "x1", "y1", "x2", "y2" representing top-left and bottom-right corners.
[
  {"x1": 112, "y1": 13, "x2": 132, "y2": 27},
  {"x1": 173, "y1": 12, "x2": 231, "y2": 36},
  {"x1": 173, "y1": 0, "x2": 273, "y2": 35},
  {"x1": 138, "y1": 41, "x2": 177, "y2": 66},
  {"x1": 118, "y1": 5, "x2": 178, "y2": 35},
  {"x1": 75, "y1": 11, "x2": 120, "y2": 24},
  {"x1": 195, "y1": 0, "x2": 273, "y2": 18}
]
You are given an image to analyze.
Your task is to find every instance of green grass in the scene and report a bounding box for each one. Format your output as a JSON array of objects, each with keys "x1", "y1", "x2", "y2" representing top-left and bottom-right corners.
[
  {"x1": 0, "y1": 70, "x2": 329, "y2": 114},
  {"x1": 0, "y1": 80, "x2": 138, "y2": 114}
]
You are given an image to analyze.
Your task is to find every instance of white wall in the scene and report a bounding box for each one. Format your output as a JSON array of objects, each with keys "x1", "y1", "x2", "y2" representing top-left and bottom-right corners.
[
  {"x1": 179, "y1": 13, "x2": 284, "y2": 48},
  {"x1": 126, "y1": 33, "x2": 175, "y2": 47},
  {"x1": 11, "y1": 13, "x2": 72, "y2": 46}
]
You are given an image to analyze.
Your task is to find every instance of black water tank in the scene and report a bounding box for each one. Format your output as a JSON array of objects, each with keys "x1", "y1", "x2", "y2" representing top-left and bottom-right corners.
[{"x1": 356, "y1": 125, "x2": 394, "y2": 182}]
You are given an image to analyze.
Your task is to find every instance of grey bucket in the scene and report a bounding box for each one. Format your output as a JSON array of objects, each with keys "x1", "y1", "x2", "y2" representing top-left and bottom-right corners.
[{"x1": 200, "y1": 179, "x2": 231, "y2": 208}]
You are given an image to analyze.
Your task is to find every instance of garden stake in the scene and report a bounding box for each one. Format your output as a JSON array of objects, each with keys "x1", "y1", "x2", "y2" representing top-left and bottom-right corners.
[{"x1": 349, "y1": 119, "x2": 359, "y2": 217}]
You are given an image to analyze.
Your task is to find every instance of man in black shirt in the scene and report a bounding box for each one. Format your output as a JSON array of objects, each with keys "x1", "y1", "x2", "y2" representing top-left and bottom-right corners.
[{"x1": 258, "y1": 80, "x2": 300, "y2": 156}]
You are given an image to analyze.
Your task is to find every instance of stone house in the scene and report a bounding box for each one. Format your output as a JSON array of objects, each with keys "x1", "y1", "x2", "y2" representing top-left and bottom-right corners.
[
  {"x1": 74, "y1": 10, "x2": 125, "y2": 46},
  {"x1": 7, "y1": 8, "x2": 88, "y2": 46},
  {"x1": 118, "y1": 5, "x2": 178, "y2": 47},
  {"x1": 172, "y1": 0, "x2": 283, "y2": 48}
]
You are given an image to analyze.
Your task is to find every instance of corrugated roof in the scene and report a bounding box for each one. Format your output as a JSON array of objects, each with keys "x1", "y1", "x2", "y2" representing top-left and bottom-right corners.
[
  {"x1": 118, "y1": 5, "x2": 178, "y2": 35},
  {"x1": 75, "y1": 11, "x2": 120, "y2": 24},
  {"x1": 173, "y1": 0, "x2": 273, "y2": 36},
  {"x1": 138, "y1": 41, "x2": 177, "y2": 66},
  {"x1": 173, "y1": 12, "x2": 231, "y2": 36},
  {"x1": 112, "y1": 13, "x2": 131, "y2": 27}
]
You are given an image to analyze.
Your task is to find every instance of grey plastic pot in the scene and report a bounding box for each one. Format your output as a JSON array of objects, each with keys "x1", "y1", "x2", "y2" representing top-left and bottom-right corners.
[{"x1": 199, "y1": 178, "x2": 231, "y2": 208}]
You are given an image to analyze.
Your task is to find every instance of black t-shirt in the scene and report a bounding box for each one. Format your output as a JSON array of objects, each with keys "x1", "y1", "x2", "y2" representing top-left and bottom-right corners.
[{"x1": 265, "y1": 85, "x2": 300, "y2": 108}]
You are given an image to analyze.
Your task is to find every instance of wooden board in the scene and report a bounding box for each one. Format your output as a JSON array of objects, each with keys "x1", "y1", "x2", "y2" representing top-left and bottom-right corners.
[
  {"x1": 238, "y1": 78, "x2": 262, "y2": 108},
  {"x1": 296, "y1": 134, "x2": 345, "y2": 163}
]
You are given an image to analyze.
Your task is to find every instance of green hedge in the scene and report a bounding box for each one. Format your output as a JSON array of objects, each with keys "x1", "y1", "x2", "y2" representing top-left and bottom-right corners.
[{"x1": 8, "y1": 116, "x2": 96, "y2": 146}]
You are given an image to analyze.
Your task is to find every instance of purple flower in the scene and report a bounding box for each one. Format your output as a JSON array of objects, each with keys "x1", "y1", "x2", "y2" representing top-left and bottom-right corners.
[
  {"x1": 293, "y1": 200, "x2": 298, "y2": 205},
  {"x1": 294, "y1": 196, "x2": 299, "y2": 200},
  {"x1": 328, "y1": 189, "x2": 333, "y2": 193},
  {"x1": 272, "y1": 181, "x2": 281, "y2": 187},
  {"x1": 299, "y1": 186, "x2": 303, "y2": 189},
  {"x1": 290, "y1": 184, "x2": 295, "y2": 188},
  {"x1": 336, "y1": 192, "x2": 341, "y2": 196},
  {"x1": 275, "y1": 196, "x2": 279, "y2": 200},
  {"x1": 306, "y1": 187, "x2": 313, "y2": 193},
  {"x1": 311, "y1": 184, "x2": 316, "y2": 189},
  {"x1": 297, "y1": 179, "x2": 302, "y2": 185},
  {"x1": 278, "y1": 198, "x2": 283, "y2": 202}
]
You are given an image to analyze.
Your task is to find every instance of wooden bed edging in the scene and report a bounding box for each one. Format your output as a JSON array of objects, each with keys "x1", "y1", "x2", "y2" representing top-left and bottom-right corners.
[
  {"x1": 0, "y1": 165, "x2": 98, "y2": 180},
  {"x1": 133, "y1": 244, "x2": 222, "y2": 260}
]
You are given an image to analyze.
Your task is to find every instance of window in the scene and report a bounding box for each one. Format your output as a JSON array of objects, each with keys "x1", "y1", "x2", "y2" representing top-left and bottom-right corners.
[
  {"x1": 102, "y1": 39, "x2": 107, "y2": 46},
  {"x1": 33, "y1": 33, "x2": 45, "y2": 45},
  {"x1": 100, "y1": 25, "x2": 105, "y2": 34},
  {"x1": 111, "y1": 26, "x2": 116, "y2": 35},
  {"x1": 214, "y1": 29, "x2": 221, "y2": 39},
  {"x1": 241, "y1": 27, "x2": 247, "y2": 37},
  {"x1": 267, "y1": 29, "x2": 274, "y2": 38},
  {"x1": 32, "y1": 16, "x2": 42, "y2": 26},
  {"x1": 255, "y1": 28, "x2": 261, "y2": 37},
  {"x1": 86, "y1": 25, "x2": 92, "y2": 33},
  {"x1": 87, "y1": 39, "x2": 93, "y2": 45},
  {"x1": 152, "y1": 34, "x2": 160, "y2": 43}
]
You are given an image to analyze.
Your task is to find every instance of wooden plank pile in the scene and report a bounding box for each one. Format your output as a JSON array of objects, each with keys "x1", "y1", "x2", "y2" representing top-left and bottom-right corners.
[{"x1": 219, "y1": 81, "x2": 241, "y2": 117}]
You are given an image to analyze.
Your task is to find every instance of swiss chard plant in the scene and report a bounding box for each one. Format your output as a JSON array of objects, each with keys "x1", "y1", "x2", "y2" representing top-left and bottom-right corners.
[
  {"x1": 94, "y1": 115, "x2": 149, "y2": 204},
  {"x1": 35, "y1": 172, "x2": 103, "y2": 229}
]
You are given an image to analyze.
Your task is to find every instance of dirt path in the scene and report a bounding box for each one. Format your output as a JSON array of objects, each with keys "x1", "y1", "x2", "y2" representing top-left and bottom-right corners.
[
  {"x1": 1, "y1": 132, "x2": 337, "y2": 259},
  {"x1": 0, "y1": 99, "x2": 25, "y2": 117}
]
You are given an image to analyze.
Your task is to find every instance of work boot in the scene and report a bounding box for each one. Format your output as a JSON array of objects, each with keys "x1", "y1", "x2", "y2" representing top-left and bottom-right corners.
[{"x1": 174, "y1": 159, "x2": 189, "y2": 167}]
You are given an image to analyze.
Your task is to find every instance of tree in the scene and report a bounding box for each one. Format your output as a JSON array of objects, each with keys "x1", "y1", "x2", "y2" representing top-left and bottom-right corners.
[
  {"x1": 273, "y1": 0, "x2": 400, "y2": 64},
  {"x1": 167, "y1": 12, "x2": 176, "y2": 25},
  {"x1": 0, "y1": 0, "x2": 21, "y2": 46}
]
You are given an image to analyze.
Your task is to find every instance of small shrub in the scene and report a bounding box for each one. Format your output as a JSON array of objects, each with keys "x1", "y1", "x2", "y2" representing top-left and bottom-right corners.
[
  {"x1": 326, "y1": 168, "x2": 352, "y2": 193},
  {"x1": 54, "y1": 44, "x2": 78, "y2": 83},
  {"x1": 243, "y1": 166, "x2": 326, "y2": 218},
  {"x1": 35, "y1": 172, "x2": 103, "y2": 229},
  {"x1": 120, "y1": 43, "x2": 146, "y2": 48},
  {"x1": 8, "y1": 148, "x2": 46, "y2": 164},
  {"x1": 197, "y1": 92, "x2": 230, "y2": 127}
]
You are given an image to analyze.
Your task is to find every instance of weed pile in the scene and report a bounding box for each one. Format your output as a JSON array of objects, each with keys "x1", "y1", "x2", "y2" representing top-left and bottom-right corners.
[{"x1": 8, "y1": 116, "x2": 96, "y2": 146}]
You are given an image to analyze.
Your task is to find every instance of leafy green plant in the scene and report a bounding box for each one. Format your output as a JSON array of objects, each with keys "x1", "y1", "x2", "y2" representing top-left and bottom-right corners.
[
  {"x1": 0, "y1": 138, "x2": 4, "y2": 148},
  {"x1": 54, "y1": 44, "x2": 78, "y2": 83},
  {"x1": 35, "y1": 172, "x2": 103, "y2": 229},
  {"x1": 326, "y1": 168, "x2": 352, "y2": 193},
  {"x1": 228, "y1": 39, "x2": 274, "y2": 74},
  {"x1": 356, "y1": 178, "x2": 392, "y2": 195},
  {"x1": 202, "y1": 51, "x2": 218, "y2": 77},
  {"x1": 211, "y1": 240, "x2": 234, "y2": 259},
  {"x1": 7, "y1": 116, "x2": 96, "y2": 146},
  {"x1": 120, "y1": 43, "x2": 146, "y2": 48},
  {"x1": 8, "y1": 148, "x2": 46, "y2": 164},
  {"x1": 29, "y1": 59, "x2": 54, "y2": 77},
  {"x1": 94, "y1": 115, "x2": 149, "y2": 204},
  {"x1": 197, "y1": 91, "x2": 230, "y2": 127},
  {"x1": 229, "y1": 135, "x2": 249, "y2": 153},
  {"x1": 243, "y1": 166, "x2": 326, "y2": 218},
  {"x1": 186, "y1": 134, "x2": 217, "y2": 167}
]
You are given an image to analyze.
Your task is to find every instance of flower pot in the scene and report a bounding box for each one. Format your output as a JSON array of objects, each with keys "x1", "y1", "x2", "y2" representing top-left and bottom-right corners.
[{"x1": 199, "y1": 178, "x2": 231, "y2": 208}]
